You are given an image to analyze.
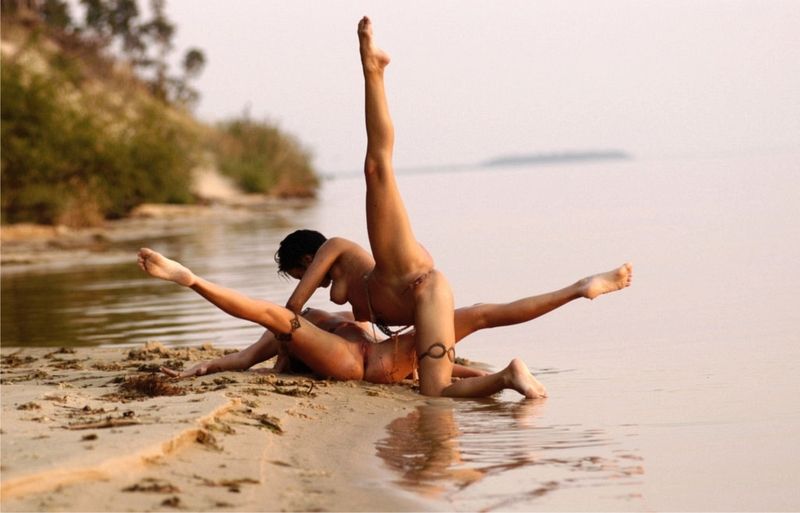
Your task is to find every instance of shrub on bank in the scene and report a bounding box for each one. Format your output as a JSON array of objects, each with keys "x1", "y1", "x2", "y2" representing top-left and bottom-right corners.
[
  {"x1": 1, "y1": 59, "x2": 196, "y2": 226},
  {"x1": 214, "y1": 118, "x2": 319, "y2": 198}
]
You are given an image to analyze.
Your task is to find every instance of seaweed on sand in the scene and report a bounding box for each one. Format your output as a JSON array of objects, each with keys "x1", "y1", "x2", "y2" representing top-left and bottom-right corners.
[{"x1": 118, "y1": 373, "x2": 186, "y2": 398}]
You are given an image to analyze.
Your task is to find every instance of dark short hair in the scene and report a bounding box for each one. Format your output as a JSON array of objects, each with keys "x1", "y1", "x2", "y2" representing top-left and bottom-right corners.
[{"x1": 274, "y1": 229, "x2": 327, "y2": 275}]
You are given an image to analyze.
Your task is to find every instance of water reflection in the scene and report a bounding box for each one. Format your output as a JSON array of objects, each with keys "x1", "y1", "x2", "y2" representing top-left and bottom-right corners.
[
  {"x1": 1, "y1": 210, "x2": 317, "y2": 348},
  {"x1": 376, "y1": 398, "x2": 644, "y2": 511}
]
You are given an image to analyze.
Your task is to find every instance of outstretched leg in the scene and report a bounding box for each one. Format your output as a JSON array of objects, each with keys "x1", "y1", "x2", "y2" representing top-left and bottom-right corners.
[
  {"x1": 138, "y1": 248, "x2": 364, "y2": 380},
  {"x1": 453, "y1": 263, "x2": 633, "y2": 341}
]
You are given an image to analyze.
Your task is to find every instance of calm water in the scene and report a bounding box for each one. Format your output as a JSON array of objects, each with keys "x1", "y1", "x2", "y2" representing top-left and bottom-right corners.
[{"x1": 3, "y1": 153, "x2": 800, "y2": 510}]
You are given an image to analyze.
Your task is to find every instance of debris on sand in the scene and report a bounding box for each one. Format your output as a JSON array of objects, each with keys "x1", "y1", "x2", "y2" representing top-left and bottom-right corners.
[
  {"x1": 195, "y1": 429, "x2": 223, "y2": 452},
  {"x1": 255, "y1": 414, "x2": 283, "y2": 434},
  {"x1": 123, "y1": 478, "x2": 181, "y2": 493},
  {"x1": 66, "y1": 411, "x2": 140, "y2": 430},
  {"x1": 1, "y1": 352, "x2": 37, "y2": 368},
  {"x1": 194, "y1": 475, "x2": 259, "y2": 493},
  {"x1": 118, "y1": 374, "x2": 186, "y2": 398},
  {"x1": 161, "y1": 496, "x2": 181, "y2": 507}
]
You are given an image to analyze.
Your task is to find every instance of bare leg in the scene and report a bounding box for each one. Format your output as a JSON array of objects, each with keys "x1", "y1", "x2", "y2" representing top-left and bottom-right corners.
[
  {"x1": 138, "y1": 248, "x2": 364, "y2": 380},
  {"x1": 442, "y1": 358, "x2": 547, "y2": 399},
  {"x1": 453, "y1": 263, "x2": 633, "y2": 341},
  {"x1": 412, "y1": 270, "x2": 456, "y2": 395},
  {"x1": 358, "y1": 16, "x2": 429, "y2": 276},
  {"x1": 357, "y1": 17, "x2": 456, "y2": 396}
]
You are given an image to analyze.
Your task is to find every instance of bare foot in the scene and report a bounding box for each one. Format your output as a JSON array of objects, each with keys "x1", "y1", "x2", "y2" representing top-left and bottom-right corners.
[
  {"x1": 505, "y1": 358, "x2": 548, "y2": 399},
  {"x1": 580, "y1": 262, "x2": 633, "y2": 300},
  {"x1": 357, "y1": 16, "x2": 390, "y2": 72},
  {"x1": 137, "y1": 248, "x2": 195, "y2": 287}
]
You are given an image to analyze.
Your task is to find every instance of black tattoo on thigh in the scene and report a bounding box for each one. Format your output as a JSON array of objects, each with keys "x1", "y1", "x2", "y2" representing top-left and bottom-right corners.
[{"x1": 418, "y1": 342, "x2": 455, "y2": 363}]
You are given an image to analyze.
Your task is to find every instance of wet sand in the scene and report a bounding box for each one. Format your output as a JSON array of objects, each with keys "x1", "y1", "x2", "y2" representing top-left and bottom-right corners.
[{"x1": 0, "y1": 344, "x2": 431, "y2": 512}]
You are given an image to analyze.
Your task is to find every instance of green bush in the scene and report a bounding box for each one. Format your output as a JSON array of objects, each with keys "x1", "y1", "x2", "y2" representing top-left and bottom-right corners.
[
  {"x1": 214, "y1": 118, "x2": 318, "y2": 197},
  {"x1": 1, "y1": 59, "x2": 196, "y2": 226}
]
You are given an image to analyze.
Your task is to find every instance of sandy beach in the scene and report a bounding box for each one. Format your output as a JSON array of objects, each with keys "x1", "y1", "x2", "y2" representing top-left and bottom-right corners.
[{"x1": 0, "y1": 343, "x2": 432, "y2": 512}]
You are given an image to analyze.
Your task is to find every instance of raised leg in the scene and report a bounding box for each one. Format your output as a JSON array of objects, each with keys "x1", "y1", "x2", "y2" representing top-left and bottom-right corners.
[
  {"x1": 138, "y1": 248, "x2": 364, "y2": 380},
  {"x1": 357, "y1": 17, "x2": 457, "y2": 397},
  {"x1": 358, "y1": 16, "x2": 432, "y2": 277}
]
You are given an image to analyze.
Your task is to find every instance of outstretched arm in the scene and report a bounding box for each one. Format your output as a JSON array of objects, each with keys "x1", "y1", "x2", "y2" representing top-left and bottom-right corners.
[{"x1": 162, "y1": 330, "x2": 279, "y2": 379}]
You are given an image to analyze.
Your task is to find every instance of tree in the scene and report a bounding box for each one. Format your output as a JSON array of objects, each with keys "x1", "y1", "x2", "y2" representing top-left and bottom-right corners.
[
  {"x1": 182, "y1": 47, "x2": 205, "y2": 79},
  {"x1": 41, "y1": 0, "x2": 72, "y2": 30},
  {"x1": 108, "y1": 0, "x2": 143, "y2": 56},
  {"x1": 138, "y1": 0, "x2": 174, "y2": 100}
]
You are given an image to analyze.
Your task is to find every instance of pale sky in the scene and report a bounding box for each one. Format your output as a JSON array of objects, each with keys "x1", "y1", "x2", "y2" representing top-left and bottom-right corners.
[{"x1": 164, "y1": 1, "x2": 800, "y2": 173}]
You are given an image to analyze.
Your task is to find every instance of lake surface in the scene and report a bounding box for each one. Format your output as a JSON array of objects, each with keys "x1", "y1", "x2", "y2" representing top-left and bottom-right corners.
[{"x1": 3, "y1": 152, "x2": 800, "y2": 510}]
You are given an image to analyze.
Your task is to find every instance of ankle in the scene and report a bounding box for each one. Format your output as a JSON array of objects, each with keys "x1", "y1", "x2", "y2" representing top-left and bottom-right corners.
[
  {"x1": 184, "y1": 272, "x2": 198, "y2": 288},
  {"x1": 568, "y1": 280, "x2": 588, "y2": 300}
]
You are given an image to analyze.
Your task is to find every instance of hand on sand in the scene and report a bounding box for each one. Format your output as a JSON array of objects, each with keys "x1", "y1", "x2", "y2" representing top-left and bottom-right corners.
[
  {"x1": 273, "y1": 351, "x2": 291, "y2": 374},
  {"x1": 137, "y1": 248, "x2": 196, "y2": 287},
  {"x1": 161, "y1": 361, "x2": 217, "y2": 380}
]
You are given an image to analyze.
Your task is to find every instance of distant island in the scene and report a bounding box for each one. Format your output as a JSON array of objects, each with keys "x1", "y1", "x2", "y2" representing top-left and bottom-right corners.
[
  {"x1": 482, "y1": 150, "x2": 631, "y2": 167},
  {"x1": 326, "y1": 150, "x2": 632, "y2": 179}
]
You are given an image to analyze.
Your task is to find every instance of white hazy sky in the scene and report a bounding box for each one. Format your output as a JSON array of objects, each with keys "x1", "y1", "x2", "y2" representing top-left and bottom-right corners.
[{"x1": 164, "y1": 1, "x2": 800, "y2": 173}]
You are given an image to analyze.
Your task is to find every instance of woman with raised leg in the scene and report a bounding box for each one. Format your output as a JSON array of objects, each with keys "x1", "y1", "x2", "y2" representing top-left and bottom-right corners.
[
  {"x1": 355, "y1": 16, "x2": 458, "y2": 396},
  {"x1": 280, "y1": 17, "x2": 633, "y2": 398}
]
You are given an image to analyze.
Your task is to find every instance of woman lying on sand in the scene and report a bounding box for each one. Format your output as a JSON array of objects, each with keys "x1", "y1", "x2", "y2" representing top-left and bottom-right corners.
[{"x1": 138, "y1": 248, "x2": 632, "y2": 398}]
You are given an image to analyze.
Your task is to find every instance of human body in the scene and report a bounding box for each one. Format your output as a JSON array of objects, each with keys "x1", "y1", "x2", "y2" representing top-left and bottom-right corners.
[
  {"x1": 139, "y1": 248, "x2": 632, "y2": 397},
  {"x1": 281, "y1": 18, "x2": 467, "y2": 396}
]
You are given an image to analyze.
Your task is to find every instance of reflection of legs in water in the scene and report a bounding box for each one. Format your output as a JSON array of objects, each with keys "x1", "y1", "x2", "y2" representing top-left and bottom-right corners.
[
  {"x1": 377, "y1": 403, "x2": 484, "y2": 498},
  {"x1": 358, "y1": 16, "x2": 455, "y2": 396},
  {"x1": 138, "y1": 248, "x2": 365, "y2": 380}
]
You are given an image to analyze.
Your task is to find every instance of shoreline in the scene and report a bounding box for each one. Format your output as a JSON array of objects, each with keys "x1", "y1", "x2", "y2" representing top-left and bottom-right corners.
[
  {"x1": 0, "y1": 164, "x2": 318, "y2": 273},
  {"x1": 0, "y1": 344, "x2": 436, "y2": 512},
  {"x1": 0, "y1": 197, "x2": 315, "y2": 274}
]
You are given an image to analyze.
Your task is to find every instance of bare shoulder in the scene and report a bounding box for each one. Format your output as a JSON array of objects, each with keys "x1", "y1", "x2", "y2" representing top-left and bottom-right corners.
[
  {"x1": 324, "y1": 236, "x2": 351, "y2": 247},
  {"x1": 309, "y1": 238, "x2": 358, "y2": 267},
  {"x1": 323, "y1": 237, "x2": 364, "y2": 254}
]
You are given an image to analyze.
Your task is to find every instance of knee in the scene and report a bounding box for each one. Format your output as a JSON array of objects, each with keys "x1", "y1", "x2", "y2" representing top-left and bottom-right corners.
[
  {"x1": 364, "y1": 158, "x2": 379, "y2": 177},
  {"x1": 363, "y1": 154, "x2": 389, "y2": 177}
]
